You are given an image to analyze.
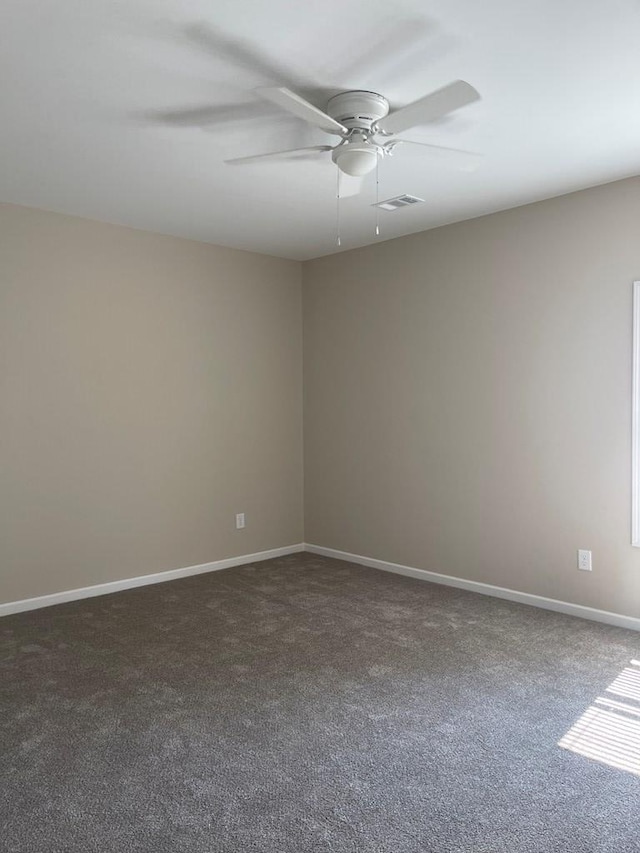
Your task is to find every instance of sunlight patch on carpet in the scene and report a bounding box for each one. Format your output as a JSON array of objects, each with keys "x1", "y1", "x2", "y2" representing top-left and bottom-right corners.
[{"x1": 558, "y1": 660, "x2": 640, "y2": 777}]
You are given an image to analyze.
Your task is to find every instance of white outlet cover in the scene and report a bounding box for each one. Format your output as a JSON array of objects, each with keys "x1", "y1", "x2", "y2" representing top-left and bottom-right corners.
[{"x1": 577, "y1": 549, "x2": 592, "y2": 571}]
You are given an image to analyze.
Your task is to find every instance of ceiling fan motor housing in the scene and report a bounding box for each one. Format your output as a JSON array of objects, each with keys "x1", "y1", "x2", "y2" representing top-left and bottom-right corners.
[{"x1": 326, "y1": 90, "x2": 390, "y2": 130}]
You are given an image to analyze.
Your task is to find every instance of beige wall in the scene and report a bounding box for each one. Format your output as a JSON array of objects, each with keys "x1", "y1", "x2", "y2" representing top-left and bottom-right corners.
[
  {"x1": 303, "y1": 177, "x2": 640, "y2": 619},
  {"x1": 4, "y1": 178, "x2": 640, "y2": 618},
  {"x1": 0, "y1": 203, "x2": 303, "y2": 603}
]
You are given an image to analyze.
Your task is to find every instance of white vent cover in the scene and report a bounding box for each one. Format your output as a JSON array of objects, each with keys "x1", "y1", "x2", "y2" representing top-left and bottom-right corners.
[{"x1": 372, "y1": 194, "x2": 424, "y2": 211}]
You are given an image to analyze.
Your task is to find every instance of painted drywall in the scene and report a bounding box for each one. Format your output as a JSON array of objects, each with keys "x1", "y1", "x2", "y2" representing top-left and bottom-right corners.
[
  {"x1": 303, "y1": 176, "x2": 640, "y2": 619},
  {"x1": 0, "y1": 203, "x2": 303, "y2": 603}
]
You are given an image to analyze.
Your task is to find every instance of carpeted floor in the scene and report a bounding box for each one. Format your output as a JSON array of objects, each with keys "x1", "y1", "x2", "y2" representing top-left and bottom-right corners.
[{"x1": 1, "y1": 553, "x2": 639, "y2": 852}]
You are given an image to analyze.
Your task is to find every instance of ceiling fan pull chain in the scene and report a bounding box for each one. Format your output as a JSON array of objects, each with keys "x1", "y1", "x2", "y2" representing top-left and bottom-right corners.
[
  {"x1": 336, "y1": 169, "x2": 341, "y2": 247},
  {"x1": 375, "y1": 158, "x2": 380, "y2": 237}
]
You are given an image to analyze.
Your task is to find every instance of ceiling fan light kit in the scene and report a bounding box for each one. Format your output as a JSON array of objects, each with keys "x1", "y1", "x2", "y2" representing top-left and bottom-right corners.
[{"x1": 331, "y1": 142, "x2": 380, "y2": 177}]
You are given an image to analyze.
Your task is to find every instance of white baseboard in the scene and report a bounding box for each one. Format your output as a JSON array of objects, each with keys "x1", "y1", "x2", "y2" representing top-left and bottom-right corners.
[
  {"x1": 5, "y1": 541, "x2": 638, "y2": 632},
  {"x1": 0, "y1": 544, "x2": 305, "y2": 617},
  {"x1": 304, "y1": 543, "x2": 640, "y2": 633}
]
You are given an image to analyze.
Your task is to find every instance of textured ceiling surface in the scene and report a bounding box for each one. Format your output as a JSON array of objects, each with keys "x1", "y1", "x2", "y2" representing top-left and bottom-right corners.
[{"x1": 1, "y1": 0, "x2": 639, "y2": 259}]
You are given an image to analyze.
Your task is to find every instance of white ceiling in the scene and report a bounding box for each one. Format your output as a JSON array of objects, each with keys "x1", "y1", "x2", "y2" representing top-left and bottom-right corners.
[{"x1": 2, "y1": 0, "x2": 639, "y2": 260}]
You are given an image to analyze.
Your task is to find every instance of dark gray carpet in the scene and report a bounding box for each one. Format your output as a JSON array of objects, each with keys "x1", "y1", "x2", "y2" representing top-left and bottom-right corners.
[{"x1": 1, "y1": 554, "x2": 639, "y2": 852}]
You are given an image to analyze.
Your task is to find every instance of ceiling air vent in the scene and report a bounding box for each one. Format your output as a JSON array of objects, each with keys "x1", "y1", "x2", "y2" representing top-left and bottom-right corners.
[{"x1": 372, "y1": 194, "x2": 425, "y2": 212}]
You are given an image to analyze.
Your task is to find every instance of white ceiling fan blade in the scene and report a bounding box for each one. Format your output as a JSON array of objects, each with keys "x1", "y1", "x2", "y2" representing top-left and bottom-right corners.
[
  {"x1": 377, "y1": 80, "x2": 480, "y2": 135},
  {"x1": 257, "y1": 87, "x2": 348, "y2": 136},
  {"x1": 225, "y1": 145, "x2": 333, "y2": 165},
  {"x1": 393, "y1": 139, "x2": 482, "y2": 172},
  {"x1": 338, "y1": 173, "x2": 364, "y2": 197}
]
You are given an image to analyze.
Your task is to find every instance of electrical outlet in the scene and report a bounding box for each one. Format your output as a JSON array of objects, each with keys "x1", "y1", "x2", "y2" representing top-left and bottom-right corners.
[
  {"x1": 577, "y1": 549, "x2": 592, "y2": 571},
  {"x1": 235, "y1": 513, "x2": 245, "y2": 530}
]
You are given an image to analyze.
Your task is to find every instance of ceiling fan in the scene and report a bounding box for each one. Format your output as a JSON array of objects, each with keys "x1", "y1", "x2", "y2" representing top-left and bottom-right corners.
[{"x1": 225, "y1": 81, "x2": 481, "y2": 180}]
